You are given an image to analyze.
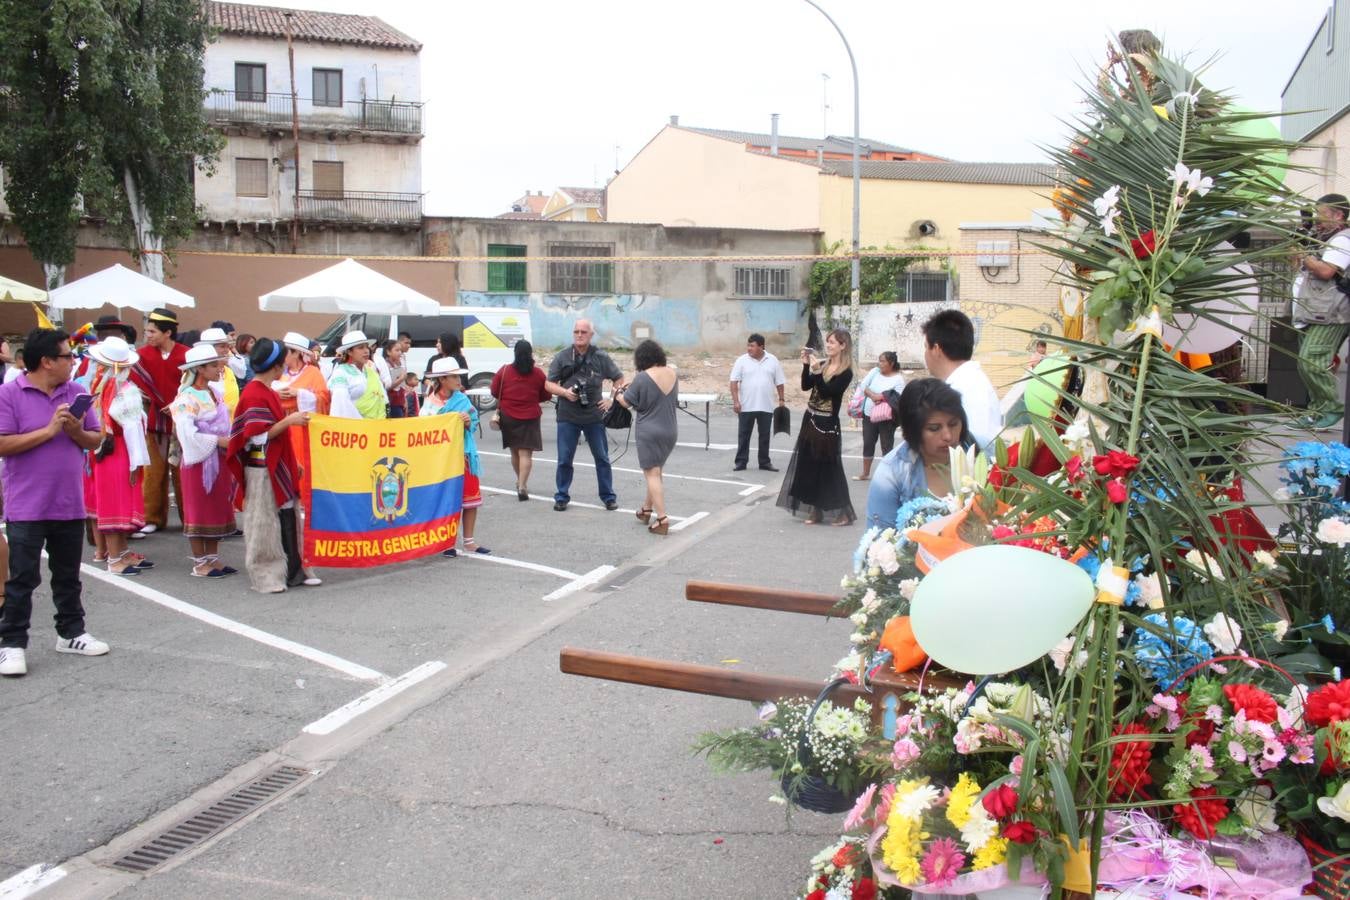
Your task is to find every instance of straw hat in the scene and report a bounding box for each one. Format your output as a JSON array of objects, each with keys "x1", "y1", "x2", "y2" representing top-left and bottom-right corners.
[
  {"x1": 336, "y1": 330, "x2": 376, "y2": 353},
  {"x1": 88, "y1": 337, "x2": 136, "y2": 369},
  {"x1": 197, "y1": 327, "x2": 231, "y2": 345},
  {"x1": 428, "y1": 357, "x2": 468, "y2": 378},
  {"x1": 179, "y1": 344, "x2": 228, "y2": 370},
  {"x1": 282, "y1": 331, "x2": 311, "y2": 352}
]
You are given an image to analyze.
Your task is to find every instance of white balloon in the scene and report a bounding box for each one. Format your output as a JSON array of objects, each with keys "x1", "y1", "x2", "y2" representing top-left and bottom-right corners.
[{"x1": 1160, "y1": 244, "x2": 1258, "y2": 354}]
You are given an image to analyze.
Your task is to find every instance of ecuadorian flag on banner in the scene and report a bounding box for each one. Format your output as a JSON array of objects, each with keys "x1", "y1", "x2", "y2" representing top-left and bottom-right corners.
[{"x1": 301, "y1": 414, "x2": 465, "y2": 568}]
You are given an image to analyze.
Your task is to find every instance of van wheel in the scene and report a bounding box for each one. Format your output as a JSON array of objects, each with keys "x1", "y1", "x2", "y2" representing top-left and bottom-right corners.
[{"x1": 468, "y1": 374, "x2": 497, "y2": 412}]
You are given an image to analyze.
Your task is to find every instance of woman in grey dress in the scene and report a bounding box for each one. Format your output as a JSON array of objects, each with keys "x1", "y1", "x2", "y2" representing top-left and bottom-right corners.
[{"x1": 617, "y1": 339, "x2": 678, "y2": 534}]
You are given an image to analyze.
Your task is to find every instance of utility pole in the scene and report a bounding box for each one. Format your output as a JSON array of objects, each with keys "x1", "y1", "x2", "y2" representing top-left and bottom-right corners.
[{"x1": 285, "y1": 11, "x2": 301, "y2": 254}]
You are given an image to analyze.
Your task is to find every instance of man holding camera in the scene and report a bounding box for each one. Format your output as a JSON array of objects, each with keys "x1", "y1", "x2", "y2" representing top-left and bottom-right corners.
[
  {"x1": 546, "y1": 319, "x2": 624, "y2": 511},
  {"x1": 1292, "y1": 193, "x2": 1350, "y2": 431}
]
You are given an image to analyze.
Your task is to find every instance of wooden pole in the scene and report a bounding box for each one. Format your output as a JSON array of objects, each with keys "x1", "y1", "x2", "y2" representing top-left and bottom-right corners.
[
  {"x1": 684, "y1": 580, "x2": 840, "y2": 617},
  {"x1": 284, "y1": 12, "x2": 301, "y2": 254}
]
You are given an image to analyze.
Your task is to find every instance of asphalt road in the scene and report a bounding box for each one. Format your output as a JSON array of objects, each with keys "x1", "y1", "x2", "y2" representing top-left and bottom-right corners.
[{"x1": 4, "y1": 404, "x2": 873, "y2": 900}]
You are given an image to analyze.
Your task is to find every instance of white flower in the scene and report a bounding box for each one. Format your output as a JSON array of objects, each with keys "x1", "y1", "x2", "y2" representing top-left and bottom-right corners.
[
  {"x1": 1317, "y1": 782, "x2": 1350, "y2": 823},
  {"x1": 894, "y1": 783, "x2": 941, "y2": 818},
  {"x1": 860, "y1": 589, "x2": 879, "y2": 612},
  {"x1": 1271, "y1": 619, "x2": 1290, "y2": 642},
  {"x1": 849, "y1": 611, "x2": 868, "y2": 627},
  {"x1": 899, "y1": 578, "x2": 919, "y2": 601},
  {"x1": 1316, "y1": 517, "x2": 1350, "y2": 547},
  {"x1": 1134, "y1": 572, "x2": 1165, "y2": 609},
  {"x1": 1235, "y1": 785, "x2": 1279, "y2": 834},
  {"x1": 1061, "y1": 418, "x2": 1092, "y2": 453},
  {"x1": 825, "y1": 886, "x2": 852, "y2": 900},
  {"x1": 867, "y1": 540, "x2": 900, "y2": 575},
  {"x1": 1204, "y1": 613, "x2": 1244, "y2": 654},
  {"x1": 1092, "y1": 185, "x2": 1122, "y2": 236},
  {"x1": 1253, "y1": 549, "x2": 1278, "y2": 570},
  {"x1": 1170, "y1": 162, "x2": 1214, "y2": 196},
  {"x1": 959, "y1": 805, "x2": 999, "y2": 853},
  {"x1": 1184, "y1": 549, "x2": 1225, "y2": 582}
]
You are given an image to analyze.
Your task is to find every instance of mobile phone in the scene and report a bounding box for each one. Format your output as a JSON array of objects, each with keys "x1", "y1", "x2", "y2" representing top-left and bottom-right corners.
[{"x1": 68, "y1": 393, "x2": 94, "y2": 419}]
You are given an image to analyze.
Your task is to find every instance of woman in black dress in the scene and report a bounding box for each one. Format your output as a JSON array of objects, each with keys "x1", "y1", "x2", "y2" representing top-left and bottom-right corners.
[{"x1": 777, "y1": 327, "x2": 856, "y2": 525}]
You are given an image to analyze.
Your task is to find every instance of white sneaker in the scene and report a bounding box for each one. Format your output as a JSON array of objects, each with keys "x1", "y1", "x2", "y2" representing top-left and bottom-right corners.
[
  {"x1": 137, "y1": 524, "x2": 159, "y2": 535},
  {"x1": 55, "y1": 633, "x2": 109, "y2": 656},
  {"x1": 0, "y1": 647, "x2": 27, "y2": 676}
]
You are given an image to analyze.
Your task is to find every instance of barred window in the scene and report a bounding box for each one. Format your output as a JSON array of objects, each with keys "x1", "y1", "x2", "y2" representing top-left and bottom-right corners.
[
  {"x1": 487, "y1": 244, "x2": 527, "y2": 292},
  {"x1": 548, "y1": 242, "x2": 612, "y2": 294},
  {"x1": 904, "y1": 271, "x2": 951, "y2": 302},
  {"x1": 235, "y1": 158, "x2": 268, "y2": 197},
  {"x1": 734, "y1": 266, "x2": 790, "y2": 298}
]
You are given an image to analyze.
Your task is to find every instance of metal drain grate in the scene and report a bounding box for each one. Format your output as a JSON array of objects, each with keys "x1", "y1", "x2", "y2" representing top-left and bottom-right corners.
[
  {"x1": 602, "y1": 565, "x2": 651, "y2": 590},
  {"x1": 110, "y1": 765, "x2": 312, "y2": 873}
]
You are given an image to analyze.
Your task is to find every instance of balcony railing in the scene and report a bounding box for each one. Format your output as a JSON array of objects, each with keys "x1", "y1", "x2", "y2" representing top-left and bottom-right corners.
[
  {"x1": 296, "y1": 189, "x2": 422, "y2": 225},
  {"x1": 204, "y1": 90, "x2": 423, "y2": 135}
]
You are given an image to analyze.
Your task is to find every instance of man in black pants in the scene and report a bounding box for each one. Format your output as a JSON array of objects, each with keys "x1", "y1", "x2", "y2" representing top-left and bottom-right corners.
[{"x1": 729, "y1": 333, "x2": 786, "y2": 471}]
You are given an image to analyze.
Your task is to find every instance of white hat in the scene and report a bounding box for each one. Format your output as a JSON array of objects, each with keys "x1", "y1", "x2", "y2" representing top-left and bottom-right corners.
[
  {"x1": 197, "y1": 327, "x2": 231, "y2": 345},
  {"x1": 180, "y1": 344, "x2": 227, "y2": 370},
  {"x1": 282, "y1": 331, "x2": 311, "y2": 352},
  {"x1": 429, "y1": 357, "x2": 468, "y2": 377},
  {"x1": 337, "y1": 330, "x2": 376, "y2": 353},
  {"x1": 89, "y1": 336, "x2": 135, "y2": 368}
]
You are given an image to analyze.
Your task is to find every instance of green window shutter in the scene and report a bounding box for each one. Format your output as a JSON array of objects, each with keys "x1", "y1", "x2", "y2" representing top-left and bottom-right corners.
[{"x1": 488, "y1": 244, "x2": 526, "y2": 292}]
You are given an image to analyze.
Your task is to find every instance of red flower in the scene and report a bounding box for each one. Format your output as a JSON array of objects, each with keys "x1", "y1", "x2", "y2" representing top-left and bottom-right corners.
[
  {"x1": 1065, "y1": 455, "x2": 1086, "y2": 483},
  {"x1": 1106, "y1": 478, "x2": 1129, "y2": 504},
  {"x1": 1306, "y1": 681, "x2": 1350, "y2": 727},
  {"x1": 852, "y1": 878, "x2": 878, "y2": 900},
  {"x1": 1224, "y1": 684, "x2": 1278, "y2": 724},
  {"x1": 1130, "y1": 230, "x2": 1158, "y2": 259},
  {"x1": 831, "y1": 845, "x2": 857, "y2": 869},
  {"x1": 1002, "y1": 820, "x2": 1038, "y2": 844},
  {"x1": 1092, "y1": 450, "x2": 1141, "y2": 478},
  {"x1": 1108, "y1": 723, "x2": 1155, "y2": 800},
  {"x1": 1172, "y1": 786, "x2": 1228, "y2": 840},
  {"x1": 981, "y1": 784, "x2": 1019, "y2": 819},
  {"x1": 806, "y1": 891, "x2": 826, "y2": 900},
  {"x1": 993, "y1": 525, "x2": 1018, "y2": 540}
]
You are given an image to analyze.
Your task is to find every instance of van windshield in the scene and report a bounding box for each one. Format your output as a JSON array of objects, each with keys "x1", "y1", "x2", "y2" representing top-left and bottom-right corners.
[{"x1": 315, "y1": 315, "x2": 352, "y2": 354}]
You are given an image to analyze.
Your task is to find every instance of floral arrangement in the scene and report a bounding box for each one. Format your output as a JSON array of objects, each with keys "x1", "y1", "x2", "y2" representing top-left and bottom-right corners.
[{"x1": 1277, "y1": 442, "x2": 1350, "y2": 667}]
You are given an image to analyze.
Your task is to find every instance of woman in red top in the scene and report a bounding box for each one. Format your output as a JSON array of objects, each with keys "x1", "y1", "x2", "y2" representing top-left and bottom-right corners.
[{"x1": 490, "y1": 340, "x2": 550, "y2": 501}]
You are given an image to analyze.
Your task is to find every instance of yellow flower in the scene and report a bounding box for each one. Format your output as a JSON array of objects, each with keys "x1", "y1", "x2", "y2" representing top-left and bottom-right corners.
[
  {"x1": 946, "y1": 773, "x2": 981, "y2": 829},
  {"x1": 973, "y1": 836, "x2": 1009, "y2": 870}
]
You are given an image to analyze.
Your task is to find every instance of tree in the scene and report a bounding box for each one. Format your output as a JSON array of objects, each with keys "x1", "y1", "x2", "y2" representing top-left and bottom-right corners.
[
  {"x1": 808, "y1": 241, "x2": 937, "y2": 309},
  {"x1": 0, "y1": 0, "x2": 117, "y2": 291},
  {"x1": 87, "y1": 0, "x2": 222, "y2": 282}
]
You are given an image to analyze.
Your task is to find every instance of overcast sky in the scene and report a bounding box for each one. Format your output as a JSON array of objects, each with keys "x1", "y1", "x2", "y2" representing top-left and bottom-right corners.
[{"x1": 250, "y1": 0, "x2": 1332, "y2": 217}]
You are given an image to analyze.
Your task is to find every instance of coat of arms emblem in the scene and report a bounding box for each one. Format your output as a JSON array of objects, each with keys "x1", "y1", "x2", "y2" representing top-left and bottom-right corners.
[{"x1": 370, "y1": 456, "x2": 411, "y2": 522}]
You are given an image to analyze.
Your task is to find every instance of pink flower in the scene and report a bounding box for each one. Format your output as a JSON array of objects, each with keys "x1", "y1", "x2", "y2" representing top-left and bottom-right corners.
[
  {"x1": 1261, "y1": 740, "x2": 1287, "y2": 766},
  {"x1": 844, "y1": 783, "x2": 878, "y2": 830},
  {"x1": 1010, "y1": 755, "x2": 1025, "y2": 776},
  {"x1": 1228, "y1": 740, "x2": 1247, "y2": 763},
  {"x1": 894, "y1": 714, "x2": 914, "y2": 737},
  {"x1": 874, "y1": 783, "x2": 896, "y2": 824},
  {"x1": 891, "y1": 738, "x2": 921, "y2": 770},
  {"x1": 920, "y1": 837, "x2": 967, "y2": 889}
]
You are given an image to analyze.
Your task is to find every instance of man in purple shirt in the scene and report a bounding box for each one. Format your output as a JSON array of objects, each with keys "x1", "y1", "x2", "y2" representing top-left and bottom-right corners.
[{"x1": 0, "y1": 328, "x2": 105, "y2": 677}]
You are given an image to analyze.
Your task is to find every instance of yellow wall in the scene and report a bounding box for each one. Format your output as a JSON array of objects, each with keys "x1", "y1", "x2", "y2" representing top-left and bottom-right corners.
[
  {"x1": 818, "y1": 176, "x2": 1052, "y2": 250},
  {"x1": 606, "y1": 126, "x2": 821, "y2": 229},
  {"x1": 1286, "y1": 116, "x2": 1350, "y2": 201}
]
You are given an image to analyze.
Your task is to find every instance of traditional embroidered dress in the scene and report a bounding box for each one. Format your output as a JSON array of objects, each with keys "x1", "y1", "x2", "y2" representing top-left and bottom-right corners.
[
  {"x1": 421, "y1": 389, "x2": 482, "y2": 509},
  {"x1": 276, "y1": 361, "x2": 331, "y2": 470},
  {"x1": 327, "y1": 362, "x2": 385, "y2": 420},
  {"x1": 91, "y1": 372, "x2": 150, "y2": 533},
  {"x1": 171, "y1": 383, "x2": 237, "y2": 539},
  {"x1": 132, "y1": 341, "x2": 188, "y2": 528},
  {"x1": 228, "y1": 380, "x2": 303, "y2": 593}
]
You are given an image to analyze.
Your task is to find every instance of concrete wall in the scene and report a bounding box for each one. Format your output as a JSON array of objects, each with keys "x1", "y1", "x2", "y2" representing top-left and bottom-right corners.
[
  {"x1": 1286, "y1": 115, "x2": 1350, "y2": 200},
  {"x1": 203, "y1": 36, "x2": 421, "y2": 110},
  {"x1": 606, "y1": 126, "x2": 821, "y2": 230},
  {"x1": 817, "y1": 176, "x2": 1054, "y2": 250},
  {"x1": 427, "y1": 217, "x2": 819, "y2": 352}
]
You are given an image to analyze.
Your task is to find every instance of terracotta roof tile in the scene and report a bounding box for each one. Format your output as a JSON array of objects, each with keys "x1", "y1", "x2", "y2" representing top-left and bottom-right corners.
[
  {"x1": 208, "y1": 1, "x2": 421, "y2": 51},
  {"x1": 817, "y1": 159, "x2": 1056, "y2": 185},
  {"x1": 559, "y1": 186, "x2": 604, "y2": 205}
]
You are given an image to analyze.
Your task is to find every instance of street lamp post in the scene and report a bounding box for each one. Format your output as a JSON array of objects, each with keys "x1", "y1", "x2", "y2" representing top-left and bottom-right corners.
[{"x1": 801, "y1": 0, "x2": 861, "y2": 337}]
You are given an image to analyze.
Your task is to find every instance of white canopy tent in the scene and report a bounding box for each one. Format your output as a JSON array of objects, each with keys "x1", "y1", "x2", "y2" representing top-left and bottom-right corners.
[
  {"x1": 258, "y1": 258, "x2": 440, "y2": 316},
  {"x1": 0, "y1": 275, "x2": 47, "y2": 304},
  {"x1": 49, "y1": 264, "x2": 194, "y2": 311}
]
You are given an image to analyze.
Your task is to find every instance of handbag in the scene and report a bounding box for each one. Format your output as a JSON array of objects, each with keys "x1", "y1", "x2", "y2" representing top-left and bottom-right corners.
[
  {"x1": 603, "y1": 400, "x2": 632, "y2": 430},
  {"x1": 846, "y1": 370, "x2": 874, "y2": 419},
  {"x1": 489, "y1": 413, "x2": 501, "y2": 431},
  {"x1": 773, "y1": 405, "x2": 791, "y2": 435},
  {"x1": 868, "y1": 399, "x2": 893, "y2": 423}
]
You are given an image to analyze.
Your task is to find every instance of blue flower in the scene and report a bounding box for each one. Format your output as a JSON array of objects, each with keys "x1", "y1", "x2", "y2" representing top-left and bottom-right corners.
[
  {"x1": 1133, "y1": 613, "x2": 1213, "y2": 690},
  {"x1": 1324, "y1": 614, "x2": 1337, "y2": 634},
  {"x1": 1076, "y1": 554, "x2": 1102, "y2": 582}
]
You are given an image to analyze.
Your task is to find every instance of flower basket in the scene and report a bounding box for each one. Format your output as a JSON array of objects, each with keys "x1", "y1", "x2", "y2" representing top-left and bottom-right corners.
[
  {"x1": 1300, "y1": 832, "x2": 1350, "y2": 900},
  {"x1": 780, "y1": 678, "x2": 863, "y2": 814}
]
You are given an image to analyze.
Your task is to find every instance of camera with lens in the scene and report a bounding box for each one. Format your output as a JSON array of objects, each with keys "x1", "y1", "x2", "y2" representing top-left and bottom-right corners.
[{"x1": 572, "y1": 381, "x2": 591, "y2": 407}]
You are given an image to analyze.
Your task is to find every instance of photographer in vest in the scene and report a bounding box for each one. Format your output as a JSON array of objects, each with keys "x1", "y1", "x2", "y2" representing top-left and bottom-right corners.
[
  {"x1": 545, "y1": 319, "x2": 624, "y2": 511},
  {"x1": 1292, "y1": 193, "x2": 1350, "y2": 431}
]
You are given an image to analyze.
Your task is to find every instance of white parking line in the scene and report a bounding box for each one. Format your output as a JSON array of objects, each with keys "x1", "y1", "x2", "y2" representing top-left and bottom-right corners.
[
  {"x1": 0, "y1": 864, "x2": 66, "y2": 900},
  {"x1": 480, "y1": 484, "x2": 689, "y2": 521},
  {"x1": 738, "y1": 484, "x2": 765, "y2": 496},
  {"x1": 80, "y1": 564, "x2": 388, "y2": 684},
  {"x1": 478, "y1": 450, "x2": 752, "y2": 489},
  {"x1": 670, "y1": 511, "x2": 710, "y2": 532},
  {"x1": 459, "y1": 551, "x2": 579, "y2": 580},
  {"x1": 303, "y1": 661, "x2": 446, "y2": 735},
  {"x1": 542, "y1": 565, "x2": 616, "y2": 603}
]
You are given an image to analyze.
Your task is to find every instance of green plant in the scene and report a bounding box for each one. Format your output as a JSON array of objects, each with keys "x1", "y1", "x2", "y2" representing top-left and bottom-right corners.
[{"x1": 808, "y1": 241, "x2": 937, "y2": 309}]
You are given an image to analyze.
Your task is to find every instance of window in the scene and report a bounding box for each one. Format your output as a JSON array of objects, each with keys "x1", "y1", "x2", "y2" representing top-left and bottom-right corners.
[
  {"x1": 548, "y1": 242, "x2": 612, "y2": 294},
  {"x1": 312, "y1": 161, "x2": 344, "y2": 199},
  {"x1": 234, "y1": 158, "x2": 268, "y2": 197},
  {"x1": 313, "y1": 68, "x2": 342, "y2": 107},
  {"x1": 235, "y1": 63, "x2": 265, "y2": 102},
  {"x1": 487, "y1": 244, "x2": 527, "y2": 292},
  {"x1": 401, "y1": 315, "x2": 462, "y2": 347},
  {"x1": 734, "y1": 266, "x2": 790, "y2": 298},
  {"x1": 903, "y1": 271, "x2": 952, "y2": 302}
]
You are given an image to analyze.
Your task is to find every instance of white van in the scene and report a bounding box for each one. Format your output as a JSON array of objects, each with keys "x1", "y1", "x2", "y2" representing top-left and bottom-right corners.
[{"x1": 315, "y1": 306, "x2": 532, "y2": 411}]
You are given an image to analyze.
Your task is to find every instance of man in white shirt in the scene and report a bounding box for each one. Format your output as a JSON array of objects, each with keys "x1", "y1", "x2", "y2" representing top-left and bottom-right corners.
[
  {"x1": 728, "y1": 333, "x2": 785, "y2": 471},
  {"x1": 1292, "y1": 193, "x2": 1350, "y2": 431},
  {"x1": 922, "y1": 310, "x2": 1002, "y2": 450}
]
